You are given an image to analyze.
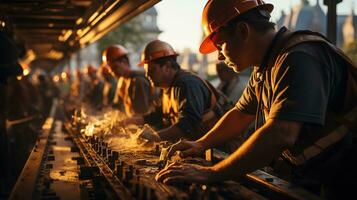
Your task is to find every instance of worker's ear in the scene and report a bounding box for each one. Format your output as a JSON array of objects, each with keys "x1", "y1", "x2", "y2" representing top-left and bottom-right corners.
[{"x1": 234, "y1": 21, "x2": 249, "y2": 43}]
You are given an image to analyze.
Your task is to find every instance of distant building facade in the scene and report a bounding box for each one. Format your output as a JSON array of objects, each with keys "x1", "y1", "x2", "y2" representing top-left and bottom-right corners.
[{"x1": 277, "y1": 0, "x2": 357, "y2": 47}]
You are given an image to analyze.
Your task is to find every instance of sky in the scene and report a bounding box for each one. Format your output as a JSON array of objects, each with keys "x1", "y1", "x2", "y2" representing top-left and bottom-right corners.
[{"x1": 155, "y1": 0, "x2": 357, "y2": 53}]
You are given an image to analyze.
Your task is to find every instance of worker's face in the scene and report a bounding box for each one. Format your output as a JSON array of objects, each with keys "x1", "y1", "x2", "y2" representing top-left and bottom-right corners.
[
  {"x1": 144, "y1": 61, "x2": 165, "y2": 87},
  {"x1": 211, "y1": 22, "x2": 250, "y2": 72},
  {"x1": 106, "y1": 55, "x2": 129, "y2": 77}
]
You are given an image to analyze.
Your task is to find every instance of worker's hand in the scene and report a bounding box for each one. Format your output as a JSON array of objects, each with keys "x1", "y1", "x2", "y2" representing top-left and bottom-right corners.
[
  {"x1": 138, "y1": 125, "x2": 161, "y2": 142},
  {"x1": 166, "y1": 139, "x2": 206, "y2": 159},
  {"x1": 155, "y1": 162, "x2": 217, "y2": 185}
]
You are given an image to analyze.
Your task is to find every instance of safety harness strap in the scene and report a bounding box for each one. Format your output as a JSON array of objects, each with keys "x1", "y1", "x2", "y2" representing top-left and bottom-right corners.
[
  {"x1": 172, "y1": 71, "x2": 233, "y2": 127},
  {"x1": 284, "y1": 107, "x2": 357, "y2": 166}
]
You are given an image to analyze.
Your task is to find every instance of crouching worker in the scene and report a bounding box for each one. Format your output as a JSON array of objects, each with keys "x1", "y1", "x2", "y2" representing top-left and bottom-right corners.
[{"x1": 119, "y1": 40, "x2": 233, "y2": 143}]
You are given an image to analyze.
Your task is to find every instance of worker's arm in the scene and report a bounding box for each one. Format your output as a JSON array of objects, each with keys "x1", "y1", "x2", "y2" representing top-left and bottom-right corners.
[
  {"x1": 156, "y1": 118, "x2": 301, "y2": 184},
  {"x1": 210, "y1": 118, "x2": 301, "y2": 181},
  {"x1": 197, "y1": 107, "x2": 254, "y2": 149},
  {"x1": 166, "y1": 108, "x2": 254, "y2": 158}
]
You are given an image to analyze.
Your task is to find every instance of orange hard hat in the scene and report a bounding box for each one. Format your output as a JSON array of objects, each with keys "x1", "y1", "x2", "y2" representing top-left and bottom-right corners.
[
  {"x1": 138, "y1": 40, "x2": 178, "y2": 66},
  {"x1": 199, "y1": 0, "x2": 273, "y2": 54},
  {"x1": 102, "y1": 45, "x2": 129, "y2": 63}
]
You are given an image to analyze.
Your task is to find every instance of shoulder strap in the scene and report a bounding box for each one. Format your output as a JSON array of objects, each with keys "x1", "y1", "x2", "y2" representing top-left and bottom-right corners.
[
  {"x1": 280, "y1": 30, "x2": 356, "y2": 69},
  {"x1": 174, "y1": 70, "x2": 217, "y2": 110}
]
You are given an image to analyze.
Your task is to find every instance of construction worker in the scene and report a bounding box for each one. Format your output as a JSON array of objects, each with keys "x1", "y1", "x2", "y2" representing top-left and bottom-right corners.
[
  {"x1": 120, "y1": 40, "x2": 233, "y2": 142},
  {"x1": 156, "y1": 0, "x2": 357, "y2": 199},
  {"x1": 103, "y1": 45, "x2": 154, "y2": 116}
]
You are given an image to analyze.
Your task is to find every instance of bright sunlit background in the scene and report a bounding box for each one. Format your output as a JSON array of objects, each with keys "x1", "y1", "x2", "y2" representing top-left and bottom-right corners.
[{"x1": 156, "y1": 0, "x2": 357, "y2": 53}]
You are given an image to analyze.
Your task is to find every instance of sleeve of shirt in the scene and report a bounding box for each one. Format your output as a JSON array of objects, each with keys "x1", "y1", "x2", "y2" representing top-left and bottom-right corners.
[
  {"x1": 174, "y1": 79, "x2": 211, "y2": 135},
  {"x1": 267, "y1": 51, "x2": 329, "y2": 125},
  {"x1": 235, "y1": 72, "x2": 258, "y2": 115}
]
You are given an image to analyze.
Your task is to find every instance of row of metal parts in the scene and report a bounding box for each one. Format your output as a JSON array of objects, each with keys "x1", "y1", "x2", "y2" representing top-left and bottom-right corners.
[
  {"x1": 67, "y1": 125, "x2": 264, "y2": 200},
  {"x1": 68, "y1": 127, "x2": 172, "y2": 199}
]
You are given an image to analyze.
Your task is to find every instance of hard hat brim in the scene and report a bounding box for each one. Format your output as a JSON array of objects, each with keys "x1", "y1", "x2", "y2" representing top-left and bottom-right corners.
[
  {"x1": 199, "y1": 3, "x2": 274, "y2": 54},
  {"x1": 199, "y1": 35, "x2": 217, "y2": 54},
  {"x1": 137, "y1": 53, "x2": 180, "y2": 67}
]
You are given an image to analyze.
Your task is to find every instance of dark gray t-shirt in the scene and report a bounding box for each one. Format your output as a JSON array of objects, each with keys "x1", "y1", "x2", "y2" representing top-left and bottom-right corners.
[
  {"x1": 144, "y1": 71, "x2": 212, "y2": 139},
  {"x1": 236, "y1": 42, "x2": 347, "y2": 149}
]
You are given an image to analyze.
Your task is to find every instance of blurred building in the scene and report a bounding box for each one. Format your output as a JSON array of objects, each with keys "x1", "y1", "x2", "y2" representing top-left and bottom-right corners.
[
  {"x1": 277, "y1": 0, "x2": 357, "y2": 47},
  {"x1": 129, "y1": 7, "x2": 161, "y2": 68},
  {"x1": 178, "y1": 29, "x2": 220, "y2": 79}
]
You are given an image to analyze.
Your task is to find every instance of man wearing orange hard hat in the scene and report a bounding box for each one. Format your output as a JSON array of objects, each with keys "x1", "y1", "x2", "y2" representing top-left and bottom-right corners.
[
  {"x1": 120, "y1": 40, "x2": 233, "y2": 143},
  {"x1": 156, "y1": 0, "x2": 357, "y2": 198},
  {"x1": 103, "y1": 45, "x2": 155, "y2": 116}
]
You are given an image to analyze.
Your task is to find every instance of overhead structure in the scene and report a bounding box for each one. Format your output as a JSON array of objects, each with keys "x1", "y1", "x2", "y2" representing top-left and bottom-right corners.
[{"x1": 0, "y1": 0, "x2": 161, "y2": 69}]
